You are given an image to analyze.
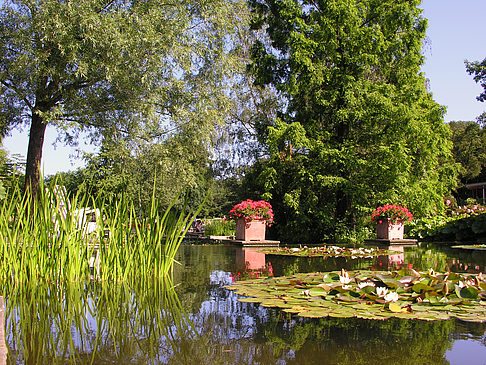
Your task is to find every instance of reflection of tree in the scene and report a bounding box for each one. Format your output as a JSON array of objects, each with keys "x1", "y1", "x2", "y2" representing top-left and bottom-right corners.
[
  {"x1": 270, "y1": 255, "x2": 374, "y2": 276},
  {"x1": 264, "y1": 316, "x2": 455, "y2": 365},
  {"x1": 172, "y1": 245, "x2": 239, "y2": 313},
  {"x1": 405, "y1": 244, "x2": 486, "y2": 273},
  {"x1": 453, "y1": 321, "x2": 486, "y2": 345},
  {"x1": 269, "y1": 244, "x2": 486, "y2": 276}
]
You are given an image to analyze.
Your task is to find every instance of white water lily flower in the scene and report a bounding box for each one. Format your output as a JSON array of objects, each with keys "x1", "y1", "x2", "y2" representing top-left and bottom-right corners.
[
  {"x1": 466, "y1": 279, "x2": 476, "y2": 287},
  {"x1": 339, "y1": 269, "x2": 352, "y2": 285},
  {"x1": 358, "y1": 282, "x2": 375, "y2": 289},
  {"x1": 458, "y1": 281, "x2": 465, "y2": 288},
  {"x1": 291, "y1": 248, "x2": 300, "y2": 251},
  {"x1": 376, "y1": 287, "x2": 388, "y2": 297},
  {"x1": 384, "y1": 292, "x2": 399, "y2": 302}
]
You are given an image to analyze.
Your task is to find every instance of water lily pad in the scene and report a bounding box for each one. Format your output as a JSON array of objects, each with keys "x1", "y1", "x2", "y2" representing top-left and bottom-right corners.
[
  {"x1": 375, "y1": 274, "x2": 403, "y2": 289},
  {"x1": 298, "y1": 309, "x2": 331, "y2": 318},
  {"x1": 459, "y1": 287, "x2": 479, "y2": 299},
  {"x1": 259, "y1": 246, "x2": 399, "y2": 258},
  {"x1": 389, "y1": 303, "x2": 409, "y2": 313},
  {"x1": 283, "y1": 306, "x2": 309, "y2": 313},
  {"x1": 412, "y1": 282, "x2": 435, "y2": 293},
  {"x1": 226, "y1": 270, "x2": 486, "y2": 322},
  {"x1": 238, "y1": 297, "x2": 261, "y2": 303},
  {"x1": 309, "y1": 287, "x2": 330, "y2": 296}
]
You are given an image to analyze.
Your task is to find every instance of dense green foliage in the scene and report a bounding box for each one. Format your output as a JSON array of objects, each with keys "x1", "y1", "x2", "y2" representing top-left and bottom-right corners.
[
  {"x1": 203, "y1": 219, "x2": 236, "y2": 237},
  {"x1": 409, "y1": 211, "x2": 486, "y2": 242},
  {"x1": 245, "y1": 0, "x2": 457, "y2": 242},
  {"x1": 408, "y1": 202, "x2": 486, "y2": 241},
  {"x1": 0, "y1": 0, "x2": 249, "y2": 193},
  {"x1": 449, "y1": 121, "x2": 486, "y2": 184},
  {"x1": 0, "y1": 146, "x2": 24, "y2": 201}
]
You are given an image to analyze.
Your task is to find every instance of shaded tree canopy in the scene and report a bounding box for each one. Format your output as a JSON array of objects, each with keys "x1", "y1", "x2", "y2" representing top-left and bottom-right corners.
[{"x1": 247, "y1": 0, "x2": 457, "y2": 242}]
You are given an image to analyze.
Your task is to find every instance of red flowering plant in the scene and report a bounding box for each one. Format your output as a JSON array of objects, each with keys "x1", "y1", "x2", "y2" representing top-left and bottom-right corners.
[
  {"x1": 229, "y1": 199, "x2": 274, "y2": 225},
  {"x1": 371, "y1": 205, "x2": 413, "y2": 224}
]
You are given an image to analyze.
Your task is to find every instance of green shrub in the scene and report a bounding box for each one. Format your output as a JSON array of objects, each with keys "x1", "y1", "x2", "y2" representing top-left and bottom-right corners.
[
  {"x1": 204, "y1": 219, "x2": 235, "y2": 237},
  {"x1": 408, "y1": 212, "x2": 486, "y2": 241}
]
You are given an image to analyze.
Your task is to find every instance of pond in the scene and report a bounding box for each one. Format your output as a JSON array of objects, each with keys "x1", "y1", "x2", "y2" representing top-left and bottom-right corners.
[{"x1": 4, "y1": 243, "x2": 486, "y2": 364}]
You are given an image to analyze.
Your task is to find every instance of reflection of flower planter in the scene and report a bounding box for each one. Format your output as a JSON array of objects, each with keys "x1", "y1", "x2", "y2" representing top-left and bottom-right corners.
[
  {"x1": 235, "y1": 218, "x2": 266, "y2": 241},
  {"x1": 376, "y1": 219, "x2": 404, "y2": 240},
  {"x1": 235, "y1": 247, "x2": 266, "y2": 271}
]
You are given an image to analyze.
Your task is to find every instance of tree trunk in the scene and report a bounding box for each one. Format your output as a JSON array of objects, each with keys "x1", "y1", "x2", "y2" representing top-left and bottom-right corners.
[
  {"x1": 335, "y1": 189, "x2": 351, "y2": 223},
  {"x1": 24, "y1": 112, "x2": 47, "y2": 195}
]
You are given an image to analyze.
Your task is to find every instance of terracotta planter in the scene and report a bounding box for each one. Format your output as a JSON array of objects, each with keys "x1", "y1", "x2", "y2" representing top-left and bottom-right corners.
[
  {"x1": 235, "y1": 218, "x2": 266, "y2": 241},
  {"x1": 376, "y1": 219, "x2": 404, "y2": 240}
]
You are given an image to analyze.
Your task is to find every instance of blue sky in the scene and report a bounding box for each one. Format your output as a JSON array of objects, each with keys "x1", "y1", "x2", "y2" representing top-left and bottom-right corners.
[
  {"x1": 3, "y1": 0, "x2": 486, "y2": 175},
  {"x1": 421, "y1": 0, "x2": 485, "y2": 122}
]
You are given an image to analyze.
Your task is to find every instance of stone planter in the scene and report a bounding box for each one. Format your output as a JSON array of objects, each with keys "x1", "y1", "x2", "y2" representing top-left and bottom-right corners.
[
  {"x1": 235, "y1": 218, "x2": 266, "y2": 241},
  {"x1": 376, "y1": 219, "x2": 404, "y2": 240}
]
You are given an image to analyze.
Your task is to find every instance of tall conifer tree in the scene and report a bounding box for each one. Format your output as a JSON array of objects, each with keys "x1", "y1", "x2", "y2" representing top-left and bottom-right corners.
[{"x1": 248, "y1": 0, "x2": 457, "y2": 241}]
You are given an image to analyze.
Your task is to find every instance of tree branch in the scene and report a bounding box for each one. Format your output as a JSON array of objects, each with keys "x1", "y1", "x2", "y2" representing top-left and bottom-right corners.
[{"x1": 0, "y1": 79, "x2": 34, "y2": 110}]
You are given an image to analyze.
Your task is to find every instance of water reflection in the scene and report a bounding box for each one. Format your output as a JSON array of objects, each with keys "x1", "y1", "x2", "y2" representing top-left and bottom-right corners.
[
  {"x1": 403, "y1": 243, "x2": 486, "y2": 273},
  {"x1": 2, "y1": 244, "x2": 486, "y2": 364},
  {"x1": 375, "y1": 245, "x2": 406, "y2": 270},
  {"x1": 235, "y1": 248, "x2": 266, "y2": 271},
  {"x1": 6, "y1": 278, "x2": 203, "y2": 364}
]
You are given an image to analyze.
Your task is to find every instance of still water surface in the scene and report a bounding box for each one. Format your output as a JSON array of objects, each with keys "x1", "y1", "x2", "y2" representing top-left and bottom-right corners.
[{"x1": 6, "y1": 243, "x2": 486, "y2": 364}]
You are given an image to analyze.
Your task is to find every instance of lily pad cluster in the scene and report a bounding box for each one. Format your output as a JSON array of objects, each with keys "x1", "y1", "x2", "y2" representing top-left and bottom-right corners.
[
  {"x1": 452, "y1": 245, "x2": 486, "y2": 251},
  {"x1": 225, "y1": 269, "x2": 486, "y2": 322},
  {"x1": 259, "y1": 246, "x2": 397, "y2": 258}
]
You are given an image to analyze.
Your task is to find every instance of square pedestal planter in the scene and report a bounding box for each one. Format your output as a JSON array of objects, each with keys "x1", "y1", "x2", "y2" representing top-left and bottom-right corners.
[
  {"x1": 235, "y1": 218, "x2": 266, "y2": 241},
  {"x1": 376, "y1": 220, "x2": 404, "y2": 240}
]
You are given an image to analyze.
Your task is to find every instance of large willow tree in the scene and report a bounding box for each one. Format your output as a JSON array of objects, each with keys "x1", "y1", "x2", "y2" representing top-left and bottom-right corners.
[
  {"x1": 0, "y1": 0, "x2": 245, "y2": 194},
  {"x1": 248, "y1": 0, "x2": 457, "y2": 241}
]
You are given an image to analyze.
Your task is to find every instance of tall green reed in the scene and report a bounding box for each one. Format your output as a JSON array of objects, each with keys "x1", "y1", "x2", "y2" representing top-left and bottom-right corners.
[{"x1": 0, "y1": 178, "x2": 203, "y2": 287}]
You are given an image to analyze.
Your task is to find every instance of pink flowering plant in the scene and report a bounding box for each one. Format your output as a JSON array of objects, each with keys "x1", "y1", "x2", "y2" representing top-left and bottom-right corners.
[
  {"x1": 229, "y1": 199, "x2": 274, "y2": 225},
  {"x1": 371, "y1": 205, "x2": 413, "y2": 224}
]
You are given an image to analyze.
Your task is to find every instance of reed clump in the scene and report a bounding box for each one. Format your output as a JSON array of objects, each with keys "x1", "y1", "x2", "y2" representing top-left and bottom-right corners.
[{"x1": 0, "y1": 179, "x2": 201, "y2": 286}]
